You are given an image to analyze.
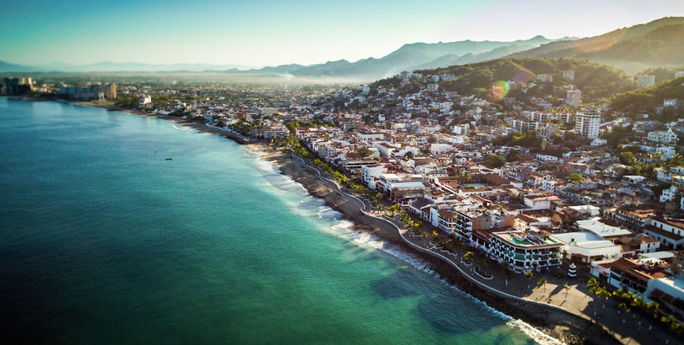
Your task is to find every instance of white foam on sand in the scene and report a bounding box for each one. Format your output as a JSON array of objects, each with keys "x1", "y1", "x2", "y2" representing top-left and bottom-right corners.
[{"x1": 244, "y1": 147, "x2": 563, "y2": 345}]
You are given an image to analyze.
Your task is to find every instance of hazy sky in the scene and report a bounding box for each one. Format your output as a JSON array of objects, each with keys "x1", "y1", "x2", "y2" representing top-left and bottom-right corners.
[{"x1": 2, "y1": 0, "x2": 683, "y2": 67}]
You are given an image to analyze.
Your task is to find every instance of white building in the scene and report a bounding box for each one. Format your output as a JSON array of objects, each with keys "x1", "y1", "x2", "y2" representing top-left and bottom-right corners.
[
  {"x1": 656, "y1": 146, "x2": 676, "y2": 160},
  {"x1": 660, "y1": 186, "x2": 678, "y2": 203},
  {"x1": 565, "y1": 89, "x2": 582, "y2": 107},
  {"x1": 551, "y1": 232, "x2": 622, "y2": 263},
  {"x1": 429, "y1": 143, "x2": 454, "y2": 154},
  {"x1": 575, "y1": 108, "x2": 601, "y2": 139},
  {"x1": 576, "y1": 217, "x2": 632, "y2": 238},
  {"x1": 644, "y1": 218, "x2": 684, "y2": 249},
  {"x1": 361, "y1": 165, "x2": 387, "y2": 189},
  {"x1": 562, "y1": 70, "x2": 575, "y2": 82},
  {"x1": 647, "y1": 128, "x2": 678, "y2": 145},
  {"x1": 636, "y1": 74, "x2": 655, "y2": 87}
]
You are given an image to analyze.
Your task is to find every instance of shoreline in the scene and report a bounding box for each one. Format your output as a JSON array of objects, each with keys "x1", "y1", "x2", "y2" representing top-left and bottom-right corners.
[
  {"x1": 245, "y1": 144, "x2": 608, "y2": 345},
  {"x1": 3, "y1": 96, "x2": 622, "y2": 345}
]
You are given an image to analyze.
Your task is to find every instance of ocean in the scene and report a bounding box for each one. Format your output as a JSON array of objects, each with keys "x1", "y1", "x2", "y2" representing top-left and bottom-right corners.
[{"x1": 0, "y1": 97, "x2": 554, "y2": 345}]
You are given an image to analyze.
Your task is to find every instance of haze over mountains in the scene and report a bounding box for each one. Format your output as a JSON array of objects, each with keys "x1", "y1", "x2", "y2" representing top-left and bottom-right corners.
[
  {"x1": 1, "y1": 17, "x2": 682, "y2": 79},
  {"x1": 509, "y1": 17, "x2": 684, "y2": 73}
]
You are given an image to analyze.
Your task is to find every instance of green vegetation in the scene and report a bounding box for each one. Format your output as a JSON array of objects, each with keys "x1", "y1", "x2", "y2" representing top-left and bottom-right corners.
[
  {"x1": 509, "y1": 17, "x2": 684, "y2": 72},
  {"x1": 536, "y1": 277, "x2": 547, "y2": 290},
  {"x1": 568, "y1": 173, "x2": 584, "y2": 182},
  {"x1": 587, "y1": 277, "x2": 683, "y2": 335},
  {"x1": 483, "y1": 154, "x2": 506, "y2": 168},
  {"x1": 638, "y1": 66, "x2": 684, "y2": 84},
  {"x1": 404, "y1": 58, "x2": 634, "y2": 103},
  {"x1": 610, "y1": 76, "x2": 684, "y2": 120},
  {"x1": 400, "y1": 211, "x2": 422, "y2": 231},
  {"x1": 492, "y1": 130, "x2": 541, "y2": 148},
  {"x1": 114, "y1": 94, "x2": 138, "y2": 108}
]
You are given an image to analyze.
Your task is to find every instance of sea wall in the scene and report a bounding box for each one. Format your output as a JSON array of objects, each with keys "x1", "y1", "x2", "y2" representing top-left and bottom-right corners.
[{"x1": 263, "y1": 148, "x2": 621, "y2": 345}]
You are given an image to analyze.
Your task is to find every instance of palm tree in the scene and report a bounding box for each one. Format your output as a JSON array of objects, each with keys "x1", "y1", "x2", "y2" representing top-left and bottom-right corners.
[{"x1": 537, "y1": 277, "x2": 547, "y2": 292}]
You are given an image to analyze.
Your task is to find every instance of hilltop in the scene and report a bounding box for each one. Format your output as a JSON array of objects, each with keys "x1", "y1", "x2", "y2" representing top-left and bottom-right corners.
[
  {"x1": 508, "y1": 17, "x2": 684, "y2": 73},
  {"x1": 610, "y1": 75, "x2": 684, "y2": 120},
  {"x1": 373, "y1": 58, "x2": 634, "y2": 103}
]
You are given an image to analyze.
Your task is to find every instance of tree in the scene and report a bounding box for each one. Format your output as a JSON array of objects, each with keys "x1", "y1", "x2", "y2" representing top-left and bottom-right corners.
[
  {"x1": 568, "y1": 173, "x2": 584, "y2": 182},
  {"x1": 386, "y1": 203, "x2": 401, "y2": 216},
  {"x1": 537, "y1": 277, "x2": 547, "y2": 291},
  {"x1": 357, "y1": 147, "x2": 372, "y2": 158},
  {"x1": 505, "y1": 150, "x2": 521, "y2": 162},
  {"x1": 619, "y1": 151, "x2": 636, "y2": 165},
  {"x1": 525, "y1": 271, "x2": 534, "y2": 279},
  {"x1": 484, "y1": 154, "x2": 506, "y2": 168},
  {"x1": 464, "y1": 251, "x2": 474, "y2": 263}
]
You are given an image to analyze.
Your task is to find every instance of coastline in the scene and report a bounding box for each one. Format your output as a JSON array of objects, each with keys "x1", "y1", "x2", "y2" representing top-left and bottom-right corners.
[
  {"x1": 3, "y1": 96, "x2": 621, "y2": 345},
  {"x1": 244, "y1": 144, "x2": 615, "y2": 345}
]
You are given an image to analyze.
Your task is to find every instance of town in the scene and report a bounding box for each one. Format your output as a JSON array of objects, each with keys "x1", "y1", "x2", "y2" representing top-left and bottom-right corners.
[{"x1": 2, "y1": 59, "x2": 684, "y2": 343}]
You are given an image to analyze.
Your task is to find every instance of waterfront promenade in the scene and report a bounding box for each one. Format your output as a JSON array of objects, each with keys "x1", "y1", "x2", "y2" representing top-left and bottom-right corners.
[{"x1": 276, "y1": 149, "x2": 681, "y2": 345}]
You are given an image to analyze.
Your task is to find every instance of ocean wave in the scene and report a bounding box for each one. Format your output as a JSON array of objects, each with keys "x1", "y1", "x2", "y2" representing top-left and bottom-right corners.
[{"x1": 244, "y1": 147, "x2": 563, "y2": 345}]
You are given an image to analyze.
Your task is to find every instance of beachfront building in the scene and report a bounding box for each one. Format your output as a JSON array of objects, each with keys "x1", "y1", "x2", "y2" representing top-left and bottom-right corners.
[
  {"x1": 551, "y1": 231, "x2": 622, "y2": 263},
  {"x1": 58, "y1": 83, "x2": 117, "y2": 101},
  {"x1": 361, "y1": 164, "x2": 386, "y2": 189},
  {"x1": 488, "y1": 230, "x2": 563, "y2": 273},
  {"x1": 376, "y1": 174, "x2": 426, "y2": 202},
  {"x1": 576, "y1": 217, "x2": 632, "y2": 238}
]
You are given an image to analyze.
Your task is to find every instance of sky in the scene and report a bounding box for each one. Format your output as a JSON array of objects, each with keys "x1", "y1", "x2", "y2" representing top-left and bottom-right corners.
[{"x1": 2, "y1": 0, "x2": 684, "y2": 67}]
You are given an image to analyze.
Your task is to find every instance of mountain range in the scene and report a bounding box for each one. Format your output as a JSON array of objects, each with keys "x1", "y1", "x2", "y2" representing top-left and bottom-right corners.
[
  {"x1": 1, "y1": 17, "x2": 682, "y2": 79},
  {"x1": 0, "y1": 36, "x2": 561, "y2": 78}
]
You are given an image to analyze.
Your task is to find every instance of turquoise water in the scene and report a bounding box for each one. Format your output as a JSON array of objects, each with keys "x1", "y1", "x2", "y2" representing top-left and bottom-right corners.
[{"x1": 0, "y1": 98, "x2": 544, "y2": 345}]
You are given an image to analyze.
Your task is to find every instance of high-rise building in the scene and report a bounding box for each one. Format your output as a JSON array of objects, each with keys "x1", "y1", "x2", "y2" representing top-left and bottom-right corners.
[
  {"x1": 1, "y1": 77, "x2": 34, "y2": 95},
  {"x1": 565, "y1": 89, "x2": 582, "y2": 107},
  {"x1": 575, "y1": 108, "x2": 601, "y2": 139},
  {"x1": 104, "y1": 83, "x2": 117, "y2": 99}
]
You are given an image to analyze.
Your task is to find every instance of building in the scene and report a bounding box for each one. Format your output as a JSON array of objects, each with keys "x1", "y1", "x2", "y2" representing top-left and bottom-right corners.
[
  {"x1": 575, "y1": 108, "x2": 601, "y2": 139},
  {"x1": 636, "y1": 74, "x2": 655, "y2": 87},
  {"x1": 488, "y1": 230, "x2": 563, "y2": 273},
  {"x1": 647, "y1": 128, "x2": 678, "y2": 145},
  {"x1": 644, "y1": 218, "x2": 684, "y2": 249},
  {"x1": 534, "y1": 74, "x2": 553, "y2": 83},
  {"x1": 591, "y1": 256, "x2": 683, "y2": 315},
  {"x1": 103, "y1": 83, "x2": 117, "y2": 99},
  {"x1": 576, "y1": 217, "x2": 631, "y2": 238},
  {"x1": 551, "y1": 231, "x2": 622, "y2": 263},
  {"x1": 1, "y1": 77, "x2": 34, "y2": 95},
  {"x1": 58, "y1": 83, "x2": 117, "y2": 101},
  {"x1": 562, "y1": 70, "x2": 575, "y2": 82},
  {"x1": 565, "y1": 89, "x2": 582, "y2": 107}
]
